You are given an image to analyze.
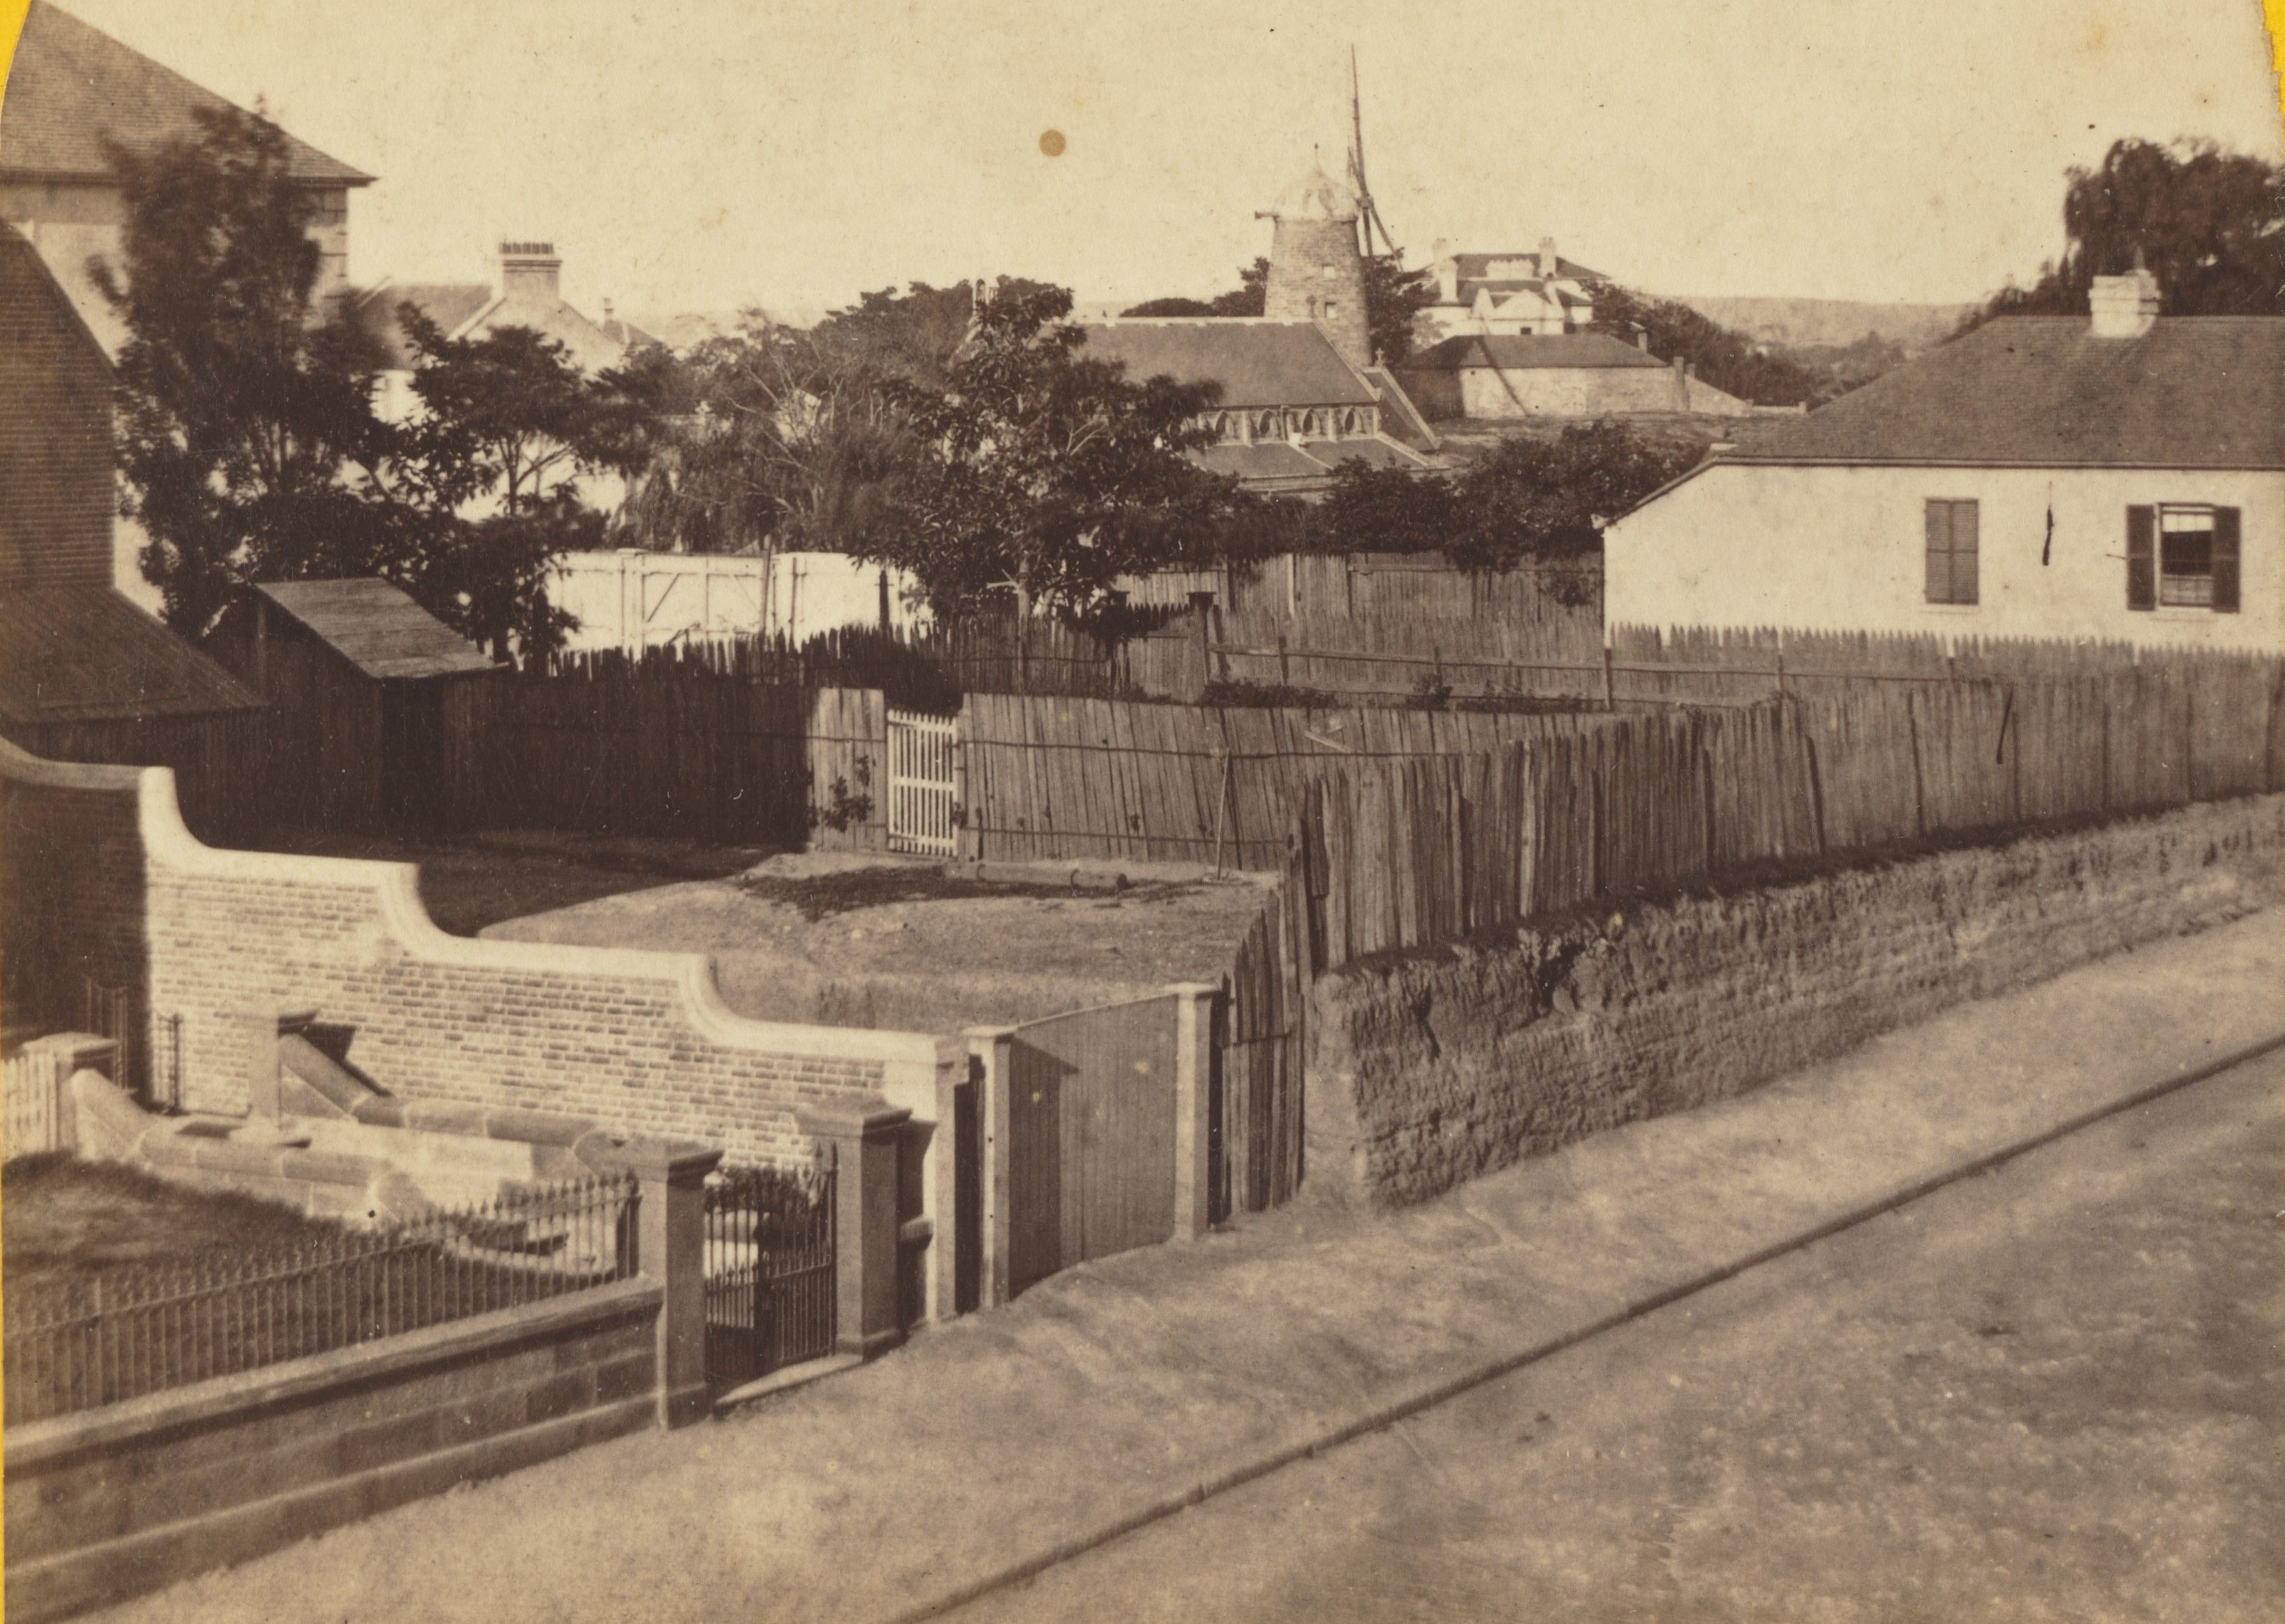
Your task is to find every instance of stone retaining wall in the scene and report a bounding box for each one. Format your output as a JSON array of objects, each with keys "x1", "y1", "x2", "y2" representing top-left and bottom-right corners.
[
  {"x1": 2, "y1": 1283, "x2": 662, "y2": 1623},
  {"x1": 1306, "y1": 795, "x2": 2285, "y2": 1206}
]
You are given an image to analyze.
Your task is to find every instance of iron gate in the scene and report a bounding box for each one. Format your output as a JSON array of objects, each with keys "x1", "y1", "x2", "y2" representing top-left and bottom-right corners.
[
  {"x1": 886, "y1": 709, "x2": 958, "y2": 854},
  {"x1": 703, "y1": 1157, "x2": 837, "y2": 1389}
]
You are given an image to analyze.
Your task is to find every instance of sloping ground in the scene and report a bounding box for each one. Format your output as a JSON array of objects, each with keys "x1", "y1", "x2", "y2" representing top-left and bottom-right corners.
[{"x1": 480, "y1": 852, "x2": 1276, "y2": 1035}]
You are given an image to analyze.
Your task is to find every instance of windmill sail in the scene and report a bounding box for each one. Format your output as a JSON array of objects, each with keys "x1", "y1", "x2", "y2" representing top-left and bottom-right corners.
[{"x1": 1348, "y1": 46, "x2": 1398, "y2": 258}]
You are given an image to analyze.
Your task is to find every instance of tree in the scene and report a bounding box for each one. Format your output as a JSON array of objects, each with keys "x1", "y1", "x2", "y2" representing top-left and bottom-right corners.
[
  {"x1": 1362, "y1": 251, "x2": 1435, "y2": 364},
  {"x1": 1958, "y1": 138, "x2": 2285, "y2": 332},
  {"x1": 98, "y1": 104, "x2": 621, "y2": 660},
  {"x1": 1447, "y1": 422, "x2": 1702, "y2": 571},
  {"x1": 1583, "y1": 283, "x2": 1823, "y2": 407},
  {"x1": 96, "y1": 105, "x2": 399, "y2": 635},
  {"x1": 1308, "y1": 459, "x2": 1466, "y2": 554},
  {"x1": 871, "y1": 280, "x2": 1243, "y2": 617}
]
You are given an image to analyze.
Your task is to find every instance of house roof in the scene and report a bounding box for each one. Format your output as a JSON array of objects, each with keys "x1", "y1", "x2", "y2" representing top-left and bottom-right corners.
[
  {"x1": 1079, "y1": 320, "x2": 1380, "y2": 408},
  {"x1": 0, "y1": 586, "x2": 265, "y2": 725},
  {"x1": 1404, "y1": 333, "x2": 1667, "y2": 372},
  {"x1": 1449, "y1": 251, "x2": 1602, "y2": 284},
  {"x1": 254, "y1": 580, "x2": 496, "y2": 679},
  {"x1": 348, "y1": 283, "x2": 494, "y2": 367},
  {"x1": 1723, "y1": 317, "x2": 2285, "y2": 468},
  {"x1": 348, "y1": 281, "x2": 637, "y2": 374},
  {"x1": 0, "y1": 2, "x2": 372, "y2": 186}
]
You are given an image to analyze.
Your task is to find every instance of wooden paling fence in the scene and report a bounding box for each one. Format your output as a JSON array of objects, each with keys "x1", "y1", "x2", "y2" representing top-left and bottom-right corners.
[{"x1": 1293, "y1": 673, "x2": 2285, "y2": 975}]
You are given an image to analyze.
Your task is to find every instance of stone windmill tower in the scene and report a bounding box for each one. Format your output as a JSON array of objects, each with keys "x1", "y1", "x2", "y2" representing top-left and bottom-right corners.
[{"x1": 1260, "y1": 153, "x2": 1372, "y2": 371}]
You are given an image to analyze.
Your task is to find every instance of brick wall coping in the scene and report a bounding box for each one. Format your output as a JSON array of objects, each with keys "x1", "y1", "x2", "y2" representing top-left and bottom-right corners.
[
  {"x1": 0, "y1": 736, "x2": 142, "y2": 791},
  {"x1": 1, "y1": 1277, "x2": 663, "y2": 1472},
  {"x1": 121, "y1": 762, "x2": 949, "y2": 1077}
]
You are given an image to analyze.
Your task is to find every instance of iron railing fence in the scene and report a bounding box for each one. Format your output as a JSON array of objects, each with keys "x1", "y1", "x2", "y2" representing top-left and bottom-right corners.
[
  {"x1": 3, "y1": 1172, "x2": 639, "y2": 1426},
  {"x1": 702, "y1": 1158, "x2": 836, "y2": 1390}
]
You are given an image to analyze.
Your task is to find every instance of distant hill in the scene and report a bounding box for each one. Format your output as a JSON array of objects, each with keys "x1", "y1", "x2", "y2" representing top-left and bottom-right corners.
[{"x1": 1661, "y1": 297, "x2": 1974, "y2": 353}]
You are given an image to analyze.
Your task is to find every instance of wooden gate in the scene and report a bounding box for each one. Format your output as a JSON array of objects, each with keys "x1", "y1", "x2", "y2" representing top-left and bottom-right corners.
[
  {"x1": 1005, "y1": 996, "x2": 1180, "y2": 1297},
  {"x1": 886, "y1": 709, "x2": 958, "y2": 854},
  {"x1": 702, "y1": 1159, "x2": 837, "y2": 1389}
]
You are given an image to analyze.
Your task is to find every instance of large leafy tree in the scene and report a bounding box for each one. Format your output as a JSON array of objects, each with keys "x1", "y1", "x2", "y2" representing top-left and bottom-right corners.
[
  {"x1": 1446, "y1": 422, "x2": 1701, "y2": 570},
  {"x1": 98, "y1": 105, "x2": 630, "y2": 661},
  {"x1": 876, "y1": 281, "x2": 1242, "y2": 617},
  {"x1": 1961, "y1": 138, "x2": 2285, "y2": 331},
  {"x1": 96, "y1": 106, "x2": 400, "y2": 635}
]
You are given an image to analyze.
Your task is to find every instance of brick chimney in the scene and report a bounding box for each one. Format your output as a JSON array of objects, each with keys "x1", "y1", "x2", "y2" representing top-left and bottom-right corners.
[
  {"x1": 2088, "y1": 265, "x2": 2159, "y2": 338},
  {"x1": 499, "y1": 240, "x2": 563, "y2": 302},
  {"x1": 1538, "y1": 236, "x2": 1559, "y2": 279}
]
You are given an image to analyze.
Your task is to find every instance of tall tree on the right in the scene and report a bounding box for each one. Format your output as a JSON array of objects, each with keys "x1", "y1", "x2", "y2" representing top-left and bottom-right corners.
[{"x1": 1962, "y1": 138, "x2": 2284, "y2": 331}]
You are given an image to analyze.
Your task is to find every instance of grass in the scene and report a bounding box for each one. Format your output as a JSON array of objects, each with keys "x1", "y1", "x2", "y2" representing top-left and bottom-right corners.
[
  {"x1": 734, "y1": 864, "x2": 1194, "y2": 921},
  {"x1": 2, "y1": 1153, "x2": 352, "y2": 1293}
]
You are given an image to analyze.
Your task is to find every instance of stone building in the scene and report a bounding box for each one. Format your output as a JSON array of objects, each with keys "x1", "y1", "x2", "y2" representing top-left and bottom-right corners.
[
  {"x1": 1417, "y1": 239, "x2": 1599, "y2": 342},
  {"x1": 1259, "y1": 156, "x2": 1373, "y2": 371},
  {"x1": 1396, "y1": 332, "x2": 1756, "y2": 421}
]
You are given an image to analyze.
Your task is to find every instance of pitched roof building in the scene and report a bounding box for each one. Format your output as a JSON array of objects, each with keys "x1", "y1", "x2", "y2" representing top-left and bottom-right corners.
[
  {"x1": 0, "y1": 1, "x2": 373, "y2": 352},
  {"x1": 1396, "y1": 331, "x2": 1755, "y2": 420},
  {"x1": 1419, "y1": 240, "x2": 1601, "y2": 341},
  {"x1": 1080, "y1": 318, "x2": 1435, "y2": 495},
  {"x1": 1602, "y1": 272, "x2": 2284, "y2": 649},
  {"x1": 0, "y1": 223, "x2": 267, "y2": 833}
]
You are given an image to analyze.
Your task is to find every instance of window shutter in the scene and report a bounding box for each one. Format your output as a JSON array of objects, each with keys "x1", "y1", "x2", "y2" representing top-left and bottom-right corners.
[
  {"x1": 2125, "y1": 505, "x2": 2155, "y2": 610},
  {"x1": 2211, "y1": 506, "x2": 2240, "y2": 614},
  {"x1": 1924, "y1": 501, "x2": 1951, "y2": 603},
  {"x1": 1953, "y1": 501, "x2": 1979, "y2": 605}
]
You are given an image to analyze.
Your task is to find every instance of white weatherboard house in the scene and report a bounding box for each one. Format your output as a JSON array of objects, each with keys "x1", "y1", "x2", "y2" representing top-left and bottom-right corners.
[{"x1": 1602, "y1": 272, "x2": 2284, "y2": 651}]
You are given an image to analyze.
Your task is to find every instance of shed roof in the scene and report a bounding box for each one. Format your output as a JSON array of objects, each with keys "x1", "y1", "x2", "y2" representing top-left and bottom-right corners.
[
  {"x1": 348, "y1": 283, "x2": 494, "y2": 367},
  {"x1": 0, "y1": 586, "x2": 265, "y2": 725},
  {"x1": 1079, "y1": 320, "x2": 1380, "y2": 407},
  {"x1": 1405, "y1": 333, "x2": 1666, "y2": 372},
  {"x1": 255, "y1": 580, "x2": 496, "y2": 679},
  {"x1": 1720, "y1": 316, "x2": 2285, "y2": 468},
  {"x1": 0, "y1": 2, "x2": 373, "y2": 186}
]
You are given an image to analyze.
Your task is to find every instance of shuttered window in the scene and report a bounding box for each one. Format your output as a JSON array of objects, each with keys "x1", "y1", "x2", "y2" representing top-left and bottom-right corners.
[
  {"x1": 1923, "y1": 499, "x2": 1979, "y2": 605},
  {"x1": 2133, "y1": 505, "x2": 2241, "y2": 613}
]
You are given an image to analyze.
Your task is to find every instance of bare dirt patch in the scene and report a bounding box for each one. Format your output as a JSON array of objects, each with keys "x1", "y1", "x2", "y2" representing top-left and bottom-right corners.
[{"x1": 480, "y1": 852, "x2": 1275, "y2": 1035}]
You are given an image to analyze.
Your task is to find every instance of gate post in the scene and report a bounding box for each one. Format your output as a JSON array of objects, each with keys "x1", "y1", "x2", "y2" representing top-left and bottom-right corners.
[
  {"x1": 800, "y1": 1100, "x2": 914, "y2": 1358},
  {"x1": 965, "y1": 1026, "x2": 1016, "y2": 1307},
  {"x1": 580, "y1": 1135, "x2": 724, "y2": 1429},
  {"x1": 1169, "y1": 985, "x2": 1220, "y2": 1240}
]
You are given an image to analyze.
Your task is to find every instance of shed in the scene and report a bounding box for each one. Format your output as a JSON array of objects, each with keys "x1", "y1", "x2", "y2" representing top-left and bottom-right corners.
[{"x1": 207, "y1": 580, "x2": 500, "y2": 832}]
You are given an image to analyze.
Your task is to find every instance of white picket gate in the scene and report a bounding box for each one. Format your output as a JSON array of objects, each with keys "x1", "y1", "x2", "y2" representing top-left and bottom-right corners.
[
  {"x1": 885, "y1": 710, "x2": 959, "y2": 855},
  {"x1": 3, "y1": 1046, "x2": 73, "y2": 1160}
]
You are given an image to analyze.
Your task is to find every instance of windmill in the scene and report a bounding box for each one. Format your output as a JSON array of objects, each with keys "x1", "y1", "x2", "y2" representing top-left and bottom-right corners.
[{"x1": 1345, "y1": 46, "x2": 1400, "y2": 260}]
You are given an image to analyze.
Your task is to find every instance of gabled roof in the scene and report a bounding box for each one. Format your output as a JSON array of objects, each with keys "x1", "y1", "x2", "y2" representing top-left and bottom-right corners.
[
  {"x1": 1724, "y1": 317, "x2": 2285, "y2": 468},
  {"x1": 0, "y1": 586, "x2": 265, "y2": 725},
  {"x1": 1449, "y1": 251, "x2": 1602, "y2": 283},
  {"x1": 0, "y1": 2, "x2": 372, "y2": 186},
  {"x1": 348, "y1": 283, "x2": 494, "y2": 367},
  {"x1": 255, "y1": 580, "x2": 496, "y2": 679},
  {"x1": 1404, "y1": 333, "x2": 1666, "y2": 372},
  {"x1": 1079, "y1": 320, "x2": 1380, "y2": 408}
]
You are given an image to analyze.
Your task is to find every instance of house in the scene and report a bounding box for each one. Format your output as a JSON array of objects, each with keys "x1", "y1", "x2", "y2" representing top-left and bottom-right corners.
[
  {"x1": 0, "y1": 223, "x2": 268, "y2": 840},
  {"x1": 1418, "y1": 239, "x2": 1599, "y2": 341},
  {"x1": 1600, "y1": 271, "x2": 2284, "y2": 650},
  {"x1": 204, "y1": 580, "x2": 500, "y2": 834},
  {"x1": 0, "y1": 1, "x2": 373, "y2": 356},
  {"x1": 1080, "y1": 319, "x2": 1435, "y2": 496},
  {"x1": 350, "y1": 240, "x2": 649, "y2": 421},
  {"x1": 1395, "y1": 331, "x2": 1756, "y2": 421}
]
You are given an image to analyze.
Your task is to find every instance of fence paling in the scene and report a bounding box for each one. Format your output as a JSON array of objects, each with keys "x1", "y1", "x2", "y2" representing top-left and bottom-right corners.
[{"x1": 1, "y1": 1173, "x2": 639, "y2": 1426}]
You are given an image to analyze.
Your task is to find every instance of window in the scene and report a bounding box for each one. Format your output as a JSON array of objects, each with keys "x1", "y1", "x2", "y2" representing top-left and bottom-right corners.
[
  {"x1": 2127, "y1": 505, "x2": 2240, "y2": 613},
  {"x1": 1923, "y1": 499, "x2": 1979, "y2": 605}
]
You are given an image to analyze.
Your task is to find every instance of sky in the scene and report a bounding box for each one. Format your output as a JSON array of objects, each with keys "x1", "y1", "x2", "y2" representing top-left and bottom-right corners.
[{"x1": 14, "y1": 0, "x2": 2284, "y2": 322}]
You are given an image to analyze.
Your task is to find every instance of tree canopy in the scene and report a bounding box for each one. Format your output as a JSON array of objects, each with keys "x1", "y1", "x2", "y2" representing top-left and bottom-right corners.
[
  {"x1": 98, "y1": 105, "x2": 625, "y2": 659},
  {"x1": 1960, "y1": 138, "x2": 2285, "y2": 331},
  {"x1": 869, "y1": 281, "x2": 1243, "y2": 617}
]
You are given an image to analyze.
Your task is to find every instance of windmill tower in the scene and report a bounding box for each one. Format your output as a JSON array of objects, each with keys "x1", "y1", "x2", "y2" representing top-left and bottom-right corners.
[
  {"x1": 1261, "y1": 50, "x2": 1395, "y2": 370},
  {"x1": 1261, "y1": 152, "x2": 1371, "y2": 370}
]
